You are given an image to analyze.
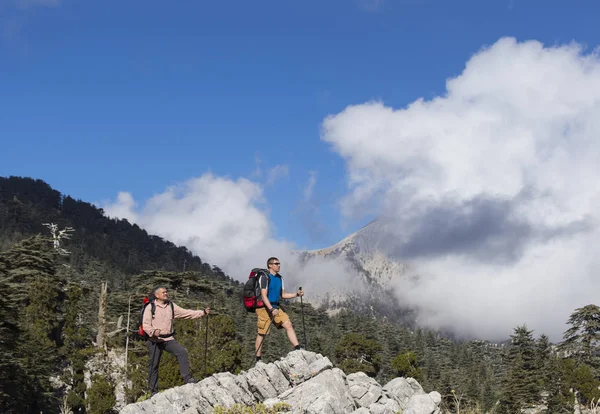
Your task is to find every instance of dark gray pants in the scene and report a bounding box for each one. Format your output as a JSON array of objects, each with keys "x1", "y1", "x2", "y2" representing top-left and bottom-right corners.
[{"x1": 147, "y1": 339, "x2": 192, "y2": 393}]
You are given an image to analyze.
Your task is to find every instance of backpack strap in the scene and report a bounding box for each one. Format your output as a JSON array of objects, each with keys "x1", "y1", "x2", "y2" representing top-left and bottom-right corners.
[
  {"x1": 147, "y1": 300, "x2": 176, "y2": 338},
  {"x1": 279, "y1": 273, "x2": 284, "y2": 296},
  {"x1": 256, "y1": 269, "x2": 269, "y2": 290},
  {"x1": 170, "y1": 302, "x2": 175, "y2": 336}
]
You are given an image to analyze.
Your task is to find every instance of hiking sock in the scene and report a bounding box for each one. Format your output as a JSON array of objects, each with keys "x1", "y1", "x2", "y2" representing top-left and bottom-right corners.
[{"x1": 294, "y1": 345, "x2": 301, "y2": 350}]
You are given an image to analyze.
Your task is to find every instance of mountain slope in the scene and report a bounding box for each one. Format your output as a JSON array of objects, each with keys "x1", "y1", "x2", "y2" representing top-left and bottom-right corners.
[
  {"x1": 0, "y1": 175, "x2": 228, "y2": 280},
  {"x1": 301, "y1": 219, "x2": 416, "y2": 325},
  {"x1": 305, "y1": 219, "x2": 407, "y2": 288}
]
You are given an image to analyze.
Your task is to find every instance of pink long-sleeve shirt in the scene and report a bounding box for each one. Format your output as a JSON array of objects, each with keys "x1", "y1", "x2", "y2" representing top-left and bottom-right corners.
[{"x1": 142, "y1": 301, "x2": 205, "y2": 342}]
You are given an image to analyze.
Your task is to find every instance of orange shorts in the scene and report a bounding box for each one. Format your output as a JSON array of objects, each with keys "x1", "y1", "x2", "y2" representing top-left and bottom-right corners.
[{"x1": 256, "y1": 307, "x2": 290, "y2": 335}]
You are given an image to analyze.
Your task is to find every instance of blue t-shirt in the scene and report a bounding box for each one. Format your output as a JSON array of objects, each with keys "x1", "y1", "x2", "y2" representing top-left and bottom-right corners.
[{"x1": 259, "y1": 272, "x2": 284, "y2": 308}]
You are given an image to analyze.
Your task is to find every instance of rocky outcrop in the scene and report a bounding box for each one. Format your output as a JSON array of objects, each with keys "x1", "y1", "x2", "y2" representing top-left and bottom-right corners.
[{"x1": 119, "y1": 350, "x2": 441, "y2": 414}]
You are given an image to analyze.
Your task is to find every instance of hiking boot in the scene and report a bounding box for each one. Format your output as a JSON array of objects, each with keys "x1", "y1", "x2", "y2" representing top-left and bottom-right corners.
[
  {"x1": 150, "y1": 391, "x2": 158, "y2": 398},
  {"x1": 185, "y1": 377, "x2": 199, "y2": 384}
]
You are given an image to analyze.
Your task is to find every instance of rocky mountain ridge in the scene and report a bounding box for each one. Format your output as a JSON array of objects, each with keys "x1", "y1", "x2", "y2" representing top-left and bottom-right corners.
[
  {"x1": 119, "y1": 350, "x2": 442, "y2": 414},
  {"x1": 306, "y1": 220, "x2": 407, "y2": 288},
  {"x1": 300, "y1": 219, "x2": 417, "y2": 324}
]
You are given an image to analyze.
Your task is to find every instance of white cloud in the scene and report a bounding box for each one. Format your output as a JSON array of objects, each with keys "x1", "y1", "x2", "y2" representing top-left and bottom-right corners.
[
  {"x1": 102, "y1": 173, "x2": 354, "y2": 302},
  {"x1": 266, "y1": 164, "x2": 289, "y2": 186},
  {"x1": 321, "y1": 37, "x2": 600, "y2": 341},
  {"x1": 104, "y1": 174, "x2": 271, "y2": 271},
  {"x1": 303, "y1": 171, "x2": 317, "y2": 201},
  {"x1": 104, "y1": 192, "x2": 138, "y2": 223}
]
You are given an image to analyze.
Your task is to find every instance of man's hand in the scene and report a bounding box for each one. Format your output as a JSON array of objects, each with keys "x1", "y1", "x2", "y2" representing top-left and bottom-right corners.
[
  {"x1": 152, "y1": 329, "x2": 161, "y2": 337},
  {"x1": 297, "y1": 289, "x2": 305, "y2": 297},
  {"x1": 272, "y1": 308, "x2": 279, "y2": 316},
  {"x1": 203, "y1": 307, "x2": 211, "y2": 316}
]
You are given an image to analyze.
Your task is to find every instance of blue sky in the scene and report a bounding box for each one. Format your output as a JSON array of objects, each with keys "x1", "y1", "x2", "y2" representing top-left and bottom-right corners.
[{"x1": 1, "y1": 0, "x2": 599, "y2": 252}]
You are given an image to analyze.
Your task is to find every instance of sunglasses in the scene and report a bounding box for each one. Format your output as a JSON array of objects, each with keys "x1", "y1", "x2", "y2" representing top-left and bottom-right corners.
[{"x1": 271, "y1": 262, "x2": 281, "y2": 266}]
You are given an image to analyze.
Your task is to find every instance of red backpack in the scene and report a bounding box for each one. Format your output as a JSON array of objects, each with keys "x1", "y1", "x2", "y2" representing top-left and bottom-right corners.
[{"x1": 242, "y1": 268, "x2": 270, "y2": 313}]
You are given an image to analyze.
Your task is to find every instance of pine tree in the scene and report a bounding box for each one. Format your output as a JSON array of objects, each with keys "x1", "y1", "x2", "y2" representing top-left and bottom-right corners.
[
  {"x1": 535, "y1": 334, "x2": 552, "y2": 389},
  {"x1": 499, "y1": 325, "x2": 540, "y2": 413},
  {"x1": 334, "y1": 332, "x2": 383, "y2": 377},
  {"x1": 180, "y1": 313, "x2": 244, "y2": 378},
  {"x1": 391, "y1": 350, "x2": 423, "y2": 381},
  {"x1": 0, "y1": 256, "x2": 23, "y2": 412},
  {"x1": 62, "y1": 283, "x2": 93, "y2": 413},
  {"x1": 1, "y1": 234, "x2": 64, "y2": 411},
  {"x1": 545, "y1": 356, "x2": 573, "y2": 413},
  {"x1": 86, "y1": 374, "x2": 116, "y2": 414},
  {"x1": 561, "y1": 304, "x2": 600, "y2": 369}
]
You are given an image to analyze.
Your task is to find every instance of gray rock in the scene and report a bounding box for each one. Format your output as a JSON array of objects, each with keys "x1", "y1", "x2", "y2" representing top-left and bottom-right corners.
[
  {"x1": 119, "y1": 403, "x2": 144, "y2": 414},
  {"x1": 382, "y1": 377, "x2": 425, "y2": 409},
  {"x1": 273, "y1": 368, "x2": 356, "y2": 414},
  {"x1": 274, "y1": 349, "x2": 333, "y2": 384},
  {"x1": 404, "y1": 393, "x2": 439, "y2": 414},
  {"x1": 351, "y1": 408, "x2": 371, "y2": 414},
  {"x1": 244, "y1": 362, "x2": 280, "y2": 400},
  {"x1": 212, "y1": 372, "x2": 256, "y2": 406},
  {"x1": 153, "y1": 385, "x2": 214, "y2": 414},
  {"x1": 368, "y1": 397, "x2": 402, "y2": 414},
  {"x1": 195, "y1": 377, "x2": 242, "y2": 408},
  {"x1": 347, "y1": 372, "x2": 382, "y2": 408},
  {"x1": 119, "y1": 351, "x2": 441, "y2": 414},
  {"x1": 263, "y1": 360, "x2": 292, "y2": 394},
  {"x1": 428, "y1": 391, "x2": 442, "y2": 405}
]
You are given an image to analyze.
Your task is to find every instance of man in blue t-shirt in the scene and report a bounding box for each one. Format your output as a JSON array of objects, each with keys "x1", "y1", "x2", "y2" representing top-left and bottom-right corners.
[{"x1": 255, "y1": 256, "x2": 304, "y2": 361}]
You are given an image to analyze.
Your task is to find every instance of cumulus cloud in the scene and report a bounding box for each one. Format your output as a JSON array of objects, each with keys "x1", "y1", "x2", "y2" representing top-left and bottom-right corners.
[
  {"x1": 104, "y1": 192, "x2": 138, "y2": 223},
  {"x1": 321, "y1": 37, "x2": 600, "y2": 341},
  {"x1": 103, "y1": 173, "x2": 356, "y2": 301},
  {"x1": 104, "y1": 174, "x2": 271, "y2": 272}
]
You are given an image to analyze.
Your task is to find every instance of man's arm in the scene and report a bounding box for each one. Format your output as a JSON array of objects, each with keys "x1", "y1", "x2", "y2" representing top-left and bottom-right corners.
[
  {"x1": 173, "y1": 303, "x2": 209, "y2": 319},
  {"x1": 281, "y1": 278, "x2": 303, "y2": 299},
  {"x1": 261, "y1": 288, "x2": 275, "y2": 311},
  {"x1": 281, "y1": 289, "x2": 303, "y2": 299}
]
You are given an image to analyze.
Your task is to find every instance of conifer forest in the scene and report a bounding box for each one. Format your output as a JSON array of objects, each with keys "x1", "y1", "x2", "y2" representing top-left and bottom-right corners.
[{"x1": 1, "y1": 176, "x2": 599, "y2": 414}]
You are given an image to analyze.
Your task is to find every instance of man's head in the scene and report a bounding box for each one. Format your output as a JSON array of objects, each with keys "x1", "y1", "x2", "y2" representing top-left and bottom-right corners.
[
  {"x1": 153, "y1": 286, "x2": 169, "y2": 302},
  {"x1": 267, "y1": 257, "x2": 281, "y2": 274}
]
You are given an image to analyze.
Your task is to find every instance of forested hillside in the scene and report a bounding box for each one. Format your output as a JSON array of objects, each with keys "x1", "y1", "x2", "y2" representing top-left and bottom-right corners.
[{"x1": 1, "y1": 176, "x2": 599, "y2": 414}]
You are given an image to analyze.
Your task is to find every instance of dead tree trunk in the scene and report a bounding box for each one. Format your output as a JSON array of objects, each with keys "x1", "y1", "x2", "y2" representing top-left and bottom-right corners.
[
  {"x1": 125, "y1": 295, "x2": 131, "y2": 368},
  {"x1": 96, "y1": 281, "x2": 108, "y2": 349}
]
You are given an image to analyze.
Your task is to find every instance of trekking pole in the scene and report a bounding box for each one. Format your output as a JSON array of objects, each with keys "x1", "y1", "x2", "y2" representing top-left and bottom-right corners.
[
  {"x1": 203, "y1": 305, "x2": 209, "y2": 377},
  {"x1": 299, "y1": 286, "x2": 307, "y2": 350}
]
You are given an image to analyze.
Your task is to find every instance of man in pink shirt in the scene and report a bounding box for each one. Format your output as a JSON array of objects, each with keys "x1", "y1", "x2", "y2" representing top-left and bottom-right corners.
[{"x1": 142, "y1": 286, "x2": 210, "y2": 397}]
